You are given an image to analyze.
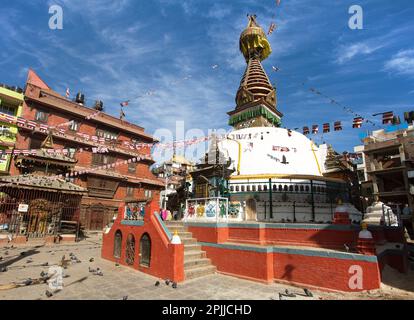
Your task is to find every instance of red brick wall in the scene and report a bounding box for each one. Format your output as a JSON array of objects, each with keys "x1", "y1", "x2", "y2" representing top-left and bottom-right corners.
[
  {"x1": 187, "y1": 225, "x2": 357, "y2": 249},
  {"x1": 272, "y1": 252, "x2": 381, "y2": 291},
  {"x1": 101, "y1": 201, "x2": 184, "y2": 282},
  {"x1": 201, "y1": 245, "x2": 381, "y2": 291}
]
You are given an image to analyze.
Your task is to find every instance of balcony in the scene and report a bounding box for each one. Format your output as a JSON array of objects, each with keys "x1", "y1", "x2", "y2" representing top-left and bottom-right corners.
[{"x1": 18, "y1": 123, "x2": 153, "y2": 162}]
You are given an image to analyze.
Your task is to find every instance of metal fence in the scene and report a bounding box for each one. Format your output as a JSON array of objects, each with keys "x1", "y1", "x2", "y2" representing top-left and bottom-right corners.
[
  {"x1": 0, "y1": 187, "x2": 82, "y2": 239},
  {"x1": 227, "y1": 179, "x2": 352, "y2": 222}
]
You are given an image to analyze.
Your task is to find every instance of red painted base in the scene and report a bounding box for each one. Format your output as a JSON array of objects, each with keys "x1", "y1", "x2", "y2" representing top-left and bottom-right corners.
[{"x1": 101, "y1": 201, "x2": 185, "y2": 283}]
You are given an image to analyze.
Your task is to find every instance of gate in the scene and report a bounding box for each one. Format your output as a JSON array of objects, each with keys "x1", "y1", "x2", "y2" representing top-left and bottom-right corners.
[{"x1": 125, "y1": 234, "x2": 135, "y2": 265}]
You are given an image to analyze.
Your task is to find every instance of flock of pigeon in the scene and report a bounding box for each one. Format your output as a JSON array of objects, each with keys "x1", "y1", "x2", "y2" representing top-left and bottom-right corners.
[{"x1": 1, "y1": 245, "x2": 179, "y2": 299}]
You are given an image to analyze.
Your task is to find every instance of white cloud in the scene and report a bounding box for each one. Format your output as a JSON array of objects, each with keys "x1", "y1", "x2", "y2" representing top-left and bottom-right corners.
[
  {"x1": 384, "y1": 49, "x2": 414, "y2": 76},
  {"x1": 335, "y1": 42, "x2": 382, "y2": 64}
]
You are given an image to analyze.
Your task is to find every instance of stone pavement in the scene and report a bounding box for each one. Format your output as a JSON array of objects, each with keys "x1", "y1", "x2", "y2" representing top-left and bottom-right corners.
[{"x1": 0, "y1": 233, "x2": 413, "y2": 300}]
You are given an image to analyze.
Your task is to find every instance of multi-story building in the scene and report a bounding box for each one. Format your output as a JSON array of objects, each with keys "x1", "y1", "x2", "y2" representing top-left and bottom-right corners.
[
  {"x1": 354, "y1": 123, "x2": 414, "y2": 231},
  {"x1": 7, "y1": 69, "x2": 163, "y2": 231},
  {"x1": 0, "y1": 84, "x2": 24, "y2": 174}
]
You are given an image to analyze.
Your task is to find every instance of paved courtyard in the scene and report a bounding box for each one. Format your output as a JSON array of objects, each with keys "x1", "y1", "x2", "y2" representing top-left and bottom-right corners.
[{"x1": 1, "y1": 233, "x2": 414, "y2": 300}]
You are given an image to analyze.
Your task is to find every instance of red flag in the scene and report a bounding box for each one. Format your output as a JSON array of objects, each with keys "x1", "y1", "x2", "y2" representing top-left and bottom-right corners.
[
  {"x1": 382, "y1": 111, "x2": 394, "y2": 124},
  {"x1": 267, "y1": 22, "x2": 277, "y2": 35},
  {"x1": 120, "y1": 100, "x2": 129, "y2": 107},
  {"x1": 312, "y1": 125, "x2": 319, "y2": 134},
  {"x1": 303, "y1": 126, "x2": 310, "y2": 135},
  {"x1": 334, "y1": 121, "x2": 342, "y2": 131},
  {"x1": 323, "y1": 123, "x2": 330, "y2": 133},
  {"x1": 353, "y1": 117, "x2": 363, "y2": 128}
]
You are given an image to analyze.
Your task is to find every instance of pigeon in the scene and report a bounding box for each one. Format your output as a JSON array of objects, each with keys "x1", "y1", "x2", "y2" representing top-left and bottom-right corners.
[
  {"x1": 165, "y1": 279, "x2": 170, "y2": 286},
  {"x1": 89, "y1": 258, "x2": 94, "y2": 262},
  {"x1": 284, "y1": 289, "x2": 296, "y2": 297},
  {"x1": 155, "y1": 281, "x2": 160, "y2": 287},
  {"x1": 88, "y1": 267, "x2": 96, "y2": 273},
  {"x1": 26, "y1": 258, "x2": 33, "y2": 263},
  {"x1": 24, "y1": 278, "x2": 33, "y2": 286},
  {"x1": 1, "y1": 267, "x2": 7, "y2": 272},
  {"x1": 40, "y1": 271, "x2": 48, "y2": 278},
  {"x1": 45, "y1": 290, "x2": 53, "y2": 298},
  {"x1": 41, "y1": 262, "x2": 49, "y2": 267},
  {"x1": 344, "y1": 244, "x2": 350, "y2": 252},
  {"x1": 94, "y1": 271, "x2": 103, "y2": 276},
  {"x1": 123, "y1": 296, "x2": 128, "y2": 300},
  {"x1": 69, "y1": 253, "x2": 74, "y2": 257},
  {"x1": 172, "y1": 282, "x2": 177, "y2": 289},
  {"x1": 20, "y1": 251, "x2": 25, "y2": 256},
  {"x1": 0, "y1": 256, "x2": 3, "y2": 261},
  {"x1": 63, "y1": 274, "x2": 70, "y2": 278},
  {"x1": 304, "y1": 288, "x2": 313, "y2": 297}
]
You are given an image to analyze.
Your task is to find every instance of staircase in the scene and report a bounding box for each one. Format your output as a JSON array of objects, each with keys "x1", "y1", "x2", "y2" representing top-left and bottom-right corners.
[{"x1": 164, "y1": 221, "x2": 216, "y2": 280}]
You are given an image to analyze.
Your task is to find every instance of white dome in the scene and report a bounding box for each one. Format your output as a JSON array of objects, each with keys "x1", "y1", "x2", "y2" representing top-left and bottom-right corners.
[{"x1": 218, "y1": 127, "x2": 323, "y2": 177}]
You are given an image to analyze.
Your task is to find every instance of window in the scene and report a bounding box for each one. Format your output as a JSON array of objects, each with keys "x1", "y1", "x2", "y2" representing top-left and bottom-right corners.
[
  {"x1": 35, "y1": 110, "x2": 48, "y2": 122},
  {"x1": 0, "y1": 103, "x2": 16, "y2": 116},
  {"x1": 64, "y1": 147, "x2": 76, "y2": 159},
  {"x1": 113, "y1": 230, "x2": 122, "y2": 259},
  {"x1": 140, "y1": 233, "x2": 151, "y2": 267},
  {"x1": 241, "y1": 185, "x2": 245, "y2": 192},
  {"x1": 144, "y1": 190, "x2": 152, "y2": 198},
  {"x1": 195, "y1": 184, "x2": 208, "y2": 198},
  {"x1": 230, "y1": 186, "x2": 234, "y2": 192},
  {"x1": 87, "y1": 177, "x2": 119, "y2": 198},
  {"x1": 92, "y1": 153, "x2": 116, "y2": 166},
  {"x1": 235, "y1": 186, "x2": 239, "y2": 192},
  {"x1": 258, "y1": 185, "x2": 262, "y2": 192},
  {"x1": 126, "y1": 186, "x2": 134, "y2": 197},
  {"x1": 0, "y1": 125, "x2": 15, "y2": 139},
  {"x1": 252, "y1": 185, "x2": 256, "y2": 192},
  {"x1": 128, "y1": 162, "x2": 136, "y2": 173},
  {"x1": 69, "y1": 120, "x2": 80, "y2": 132},
  {"x1": 246, "y1": 185, "x2": 250, "y2": 192},
  {"x1": 96, "y1": 128, "x2": 118, "y2": 140}
]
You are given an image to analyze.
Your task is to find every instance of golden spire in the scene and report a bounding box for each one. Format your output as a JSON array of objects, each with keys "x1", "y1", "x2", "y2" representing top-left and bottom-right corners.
[{"x1": 239, "y1": 15, "x2": 272, "y2": 62}]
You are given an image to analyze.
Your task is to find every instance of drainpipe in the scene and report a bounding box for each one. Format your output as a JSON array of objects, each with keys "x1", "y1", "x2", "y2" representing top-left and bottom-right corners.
[
  {"x1": 268, "y1": 178, "x2": 273, "y2": 220},
  {"x1": 310, "y1": 180, "x2": 315, "y2": 222}
]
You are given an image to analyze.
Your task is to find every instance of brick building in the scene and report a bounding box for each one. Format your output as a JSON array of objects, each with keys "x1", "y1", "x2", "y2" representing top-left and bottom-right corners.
[
  {"x1": 9, "y1": 69, "x2": 163, "y2": 231},
  {"x1": 354, "y1": 123, "x2": 414, "y2": 233}
]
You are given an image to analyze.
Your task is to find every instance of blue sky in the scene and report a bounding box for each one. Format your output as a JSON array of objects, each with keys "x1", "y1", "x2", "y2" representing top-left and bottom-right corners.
[{"x1": 1, "y1": 0, "x2": 414, "y2": 159}]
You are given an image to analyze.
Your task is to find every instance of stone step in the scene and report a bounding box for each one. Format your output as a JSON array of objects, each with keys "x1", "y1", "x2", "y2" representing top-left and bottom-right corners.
[
  {"x1": 181, "y1": 238, "x2": 198, "y2": 245},
  {"x1": 184, "y1": 258, "x2": 212, "y2": 269},
  {"x1": 164, "y1": 221, "x2": 185, "y2": 226},
  {"x1": 185, "y1": 265, "x2": 216, "y2": 280},
  {"x1": 176, "y1": 232, "x2": 193, "y2": 238},
  {"x1": 166, "y1": 226, "x2": 187, "y2": 232},
  {"x1": 184, "y1": 244, "x2": 202, "y2": 252},
  {"x1": 184, "y1": 250, "x2": 207, "y2": 260}
]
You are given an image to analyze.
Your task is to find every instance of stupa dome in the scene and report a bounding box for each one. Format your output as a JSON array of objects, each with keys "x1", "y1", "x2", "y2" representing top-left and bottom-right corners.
[{"x1": 218, "y1": 127, "x2": 323, "y2": 178}]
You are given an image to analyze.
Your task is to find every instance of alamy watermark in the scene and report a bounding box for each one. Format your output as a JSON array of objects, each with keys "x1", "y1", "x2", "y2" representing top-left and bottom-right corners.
[
  {"x1": 47, "y1": 265, "x2": 64, "y2": 290},
  {"x1": 348, "y1": 265, "x2": 363, "y2": 290},
  {"x1": 49, "y1": 5, "x2": 63, "y2": 30},
  {"x1": 348, "y1": 5, "x2": 363, "y2": 30}
]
